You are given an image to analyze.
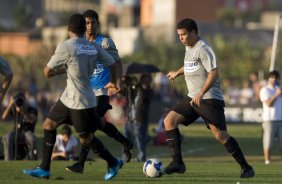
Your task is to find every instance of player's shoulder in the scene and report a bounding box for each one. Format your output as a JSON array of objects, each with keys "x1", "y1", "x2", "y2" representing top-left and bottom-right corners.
[{"x1": 98, "y1": 34, "x2": 116, "y2": 49}]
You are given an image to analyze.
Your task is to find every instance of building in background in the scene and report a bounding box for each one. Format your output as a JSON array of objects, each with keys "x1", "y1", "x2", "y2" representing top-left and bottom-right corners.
[{"x1": 0, "y1": 0, "x2": 281, "y2": 56}]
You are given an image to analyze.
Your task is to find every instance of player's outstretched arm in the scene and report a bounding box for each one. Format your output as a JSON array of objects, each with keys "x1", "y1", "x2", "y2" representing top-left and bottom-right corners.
[{"x1": 167, "y1": 67, "x2": 184, "y2": 82}]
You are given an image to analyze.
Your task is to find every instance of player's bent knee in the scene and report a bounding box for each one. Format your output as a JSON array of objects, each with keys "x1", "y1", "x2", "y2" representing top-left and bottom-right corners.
[
  {"x1": 79, "y1": 134, "x2": 92, "y2": 145},
  {"x1": 43, "y1": 118, "x2": 58, "y2": 130}
]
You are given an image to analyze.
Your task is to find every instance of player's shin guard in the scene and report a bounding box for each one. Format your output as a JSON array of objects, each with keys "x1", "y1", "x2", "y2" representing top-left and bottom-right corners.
[
  {"x1": 166, "y1": 128, "x2": 183, "y2": 164},
  {"x1": 40, "y1": 129, "x2": 56, "y2": 171},
  {"x1": 102, "y1": 122, "x2": 130, "y2": 146},
  {"x1": 90, "y1": 136, "x2": 117, "y2": 167},
  {"x1": 224, "y1": 136, "x2": 250, "y2": 169}
]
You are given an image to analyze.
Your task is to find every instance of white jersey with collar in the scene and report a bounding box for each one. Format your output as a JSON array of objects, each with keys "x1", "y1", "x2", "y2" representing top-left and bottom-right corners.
[
  {"x1": 47, "y1": 37, "x2": 114, "y2": 109},
  {"x1": 183, "y1": 38, "x2": 224, "y2": 100}
]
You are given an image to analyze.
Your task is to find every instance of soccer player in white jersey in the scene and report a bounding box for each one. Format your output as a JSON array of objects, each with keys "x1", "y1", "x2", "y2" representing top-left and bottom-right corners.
[
  {"x1": 23, "y1": 14, "x2": 122, "y2": 181},
  {"x1": 0, "y1": 57, "x2": 13, "y2": 105},
  {"x1": 164, "y1": 18, "x2": 254, "y2": 178},
  {"x1": 65, "y1": 9, "x2": 133, "y2": 174}
]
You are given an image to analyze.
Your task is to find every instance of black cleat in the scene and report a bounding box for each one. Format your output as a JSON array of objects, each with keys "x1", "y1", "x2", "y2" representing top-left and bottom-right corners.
[
  {"x1": 240, "y1": 166, "x2": 255, "y2": 178},
  {"x1": 164, "y1": 162, "x2": 186, "y2": 174},
  {"x1": 122, "y1": 141, "x2": 134, "y2": 162},
  {"x1": 65, "y1": 163, "x2": 84, "y2": 174}
]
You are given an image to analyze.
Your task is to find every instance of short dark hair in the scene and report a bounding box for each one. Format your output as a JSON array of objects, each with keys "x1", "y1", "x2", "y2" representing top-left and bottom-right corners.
[
  {"x1": 177, "y1": 18, "x2": 198, "y2": 34},
  {"x1": 268, "y1": 70, "x2": 280, "y2": 79},
  {"x1": 68, "y1": 14, "x2": 86, "y2": 36},
  {"x1": 83, "y1": 9, "x2": 99, "y2": 22},
  {"x1": 61, "y1": 125, "x2": 72, "y2": 137}
]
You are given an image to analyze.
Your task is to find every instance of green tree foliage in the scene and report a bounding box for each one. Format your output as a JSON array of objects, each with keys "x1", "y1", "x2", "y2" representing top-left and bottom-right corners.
[
  {"x1": 122, "y1": 38, "x2": 188, "y2": 94},
  {"x1": 208, "y1": 34, "x2": 269, "y2": 90},
  {"x1": 121, "y1": 35, "x2": 269, "y2": 94},
  {"x1": 3, "y1": 33, "x2": 269, "y2": 96},
  {"x1": 2, "y1": 45, "x2": 65, "y2": 93}
]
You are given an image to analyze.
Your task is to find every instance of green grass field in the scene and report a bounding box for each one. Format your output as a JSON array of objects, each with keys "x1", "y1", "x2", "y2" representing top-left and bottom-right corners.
[{"x1": 0, "y1": 122, "x2": 282, "y2": 184}]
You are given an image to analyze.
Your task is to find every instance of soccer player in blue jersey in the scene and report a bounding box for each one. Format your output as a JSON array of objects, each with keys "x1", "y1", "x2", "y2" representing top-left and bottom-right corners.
[
  {"x1": 22, "y1": 14, "x2": 122, "y2": 181},
  {"x1": 65, "y1": 10, "x2": 133, "y2": 174}
]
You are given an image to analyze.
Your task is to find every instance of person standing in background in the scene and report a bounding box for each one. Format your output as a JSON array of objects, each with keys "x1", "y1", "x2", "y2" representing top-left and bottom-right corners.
[
  {"x1": 125, "y1": 74, "x2": 153, "y2": 162},
  {"x1": 259, "y1": 70, "x2": 282, "y2": 164}
]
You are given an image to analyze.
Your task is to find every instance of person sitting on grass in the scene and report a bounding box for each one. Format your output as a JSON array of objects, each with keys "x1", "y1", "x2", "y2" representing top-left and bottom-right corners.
[{"x1": 52, "y1": 125, "x2": 78, "y2": 160}]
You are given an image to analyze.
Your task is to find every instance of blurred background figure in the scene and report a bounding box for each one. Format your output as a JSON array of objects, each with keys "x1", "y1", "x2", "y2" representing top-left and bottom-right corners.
[
  {"x1": 125, "y1": 73, "x2": 153, "y2": 162},
  {"x1": 259, "y1": 70, "x2": 282, "y2": 165},
  {"x1": 0, "y1": 57, "x2": 13, "y2": 106},
  {"x1": 152, "y1": 106, "x2": 169, "y2": 146},
  {"x1": 52, "y1": 125, "x2": 78, "y2": 161},
  {"x1": 1, "y1": 92, "x2": 38, "y2": 160}
]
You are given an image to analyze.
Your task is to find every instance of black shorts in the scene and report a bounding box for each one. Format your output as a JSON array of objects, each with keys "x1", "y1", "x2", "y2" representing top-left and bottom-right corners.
[
  {"x1": 97, "y1": 95, "x2": 112, "y2": 117},
  {"x1": 47, "y1": 100, "x2": 101, "y2": 137},
  {"x1": 171, "y1": 97, "x2": 227, "y2": 130}
]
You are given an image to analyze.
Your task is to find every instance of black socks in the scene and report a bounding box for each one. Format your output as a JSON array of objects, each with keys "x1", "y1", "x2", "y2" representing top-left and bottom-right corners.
[
  {"x1": 224, "y1": 136, "x2": 250, "y2": 169},
  {"x1": 101, "y1": 122, "x2": 130, "y2": 146},
  {"x1": 40, "y1": 129, "x2": 56, "y2": 171},
  {"x1": 78, "y1": 144, "x2": 90, "y2": 167},
  {"x1": 165, "y1": 128, "x2": 183, "y2": 164},
  {"x1": 89, "y1": 136, "x2": 117, "y2": 167}
]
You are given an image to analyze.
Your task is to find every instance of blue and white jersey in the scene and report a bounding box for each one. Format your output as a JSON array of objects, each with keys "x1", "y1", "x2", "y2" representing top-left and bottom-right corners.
[{"x1": 89, "y1": 34, "x2": 120, "y2": 96}]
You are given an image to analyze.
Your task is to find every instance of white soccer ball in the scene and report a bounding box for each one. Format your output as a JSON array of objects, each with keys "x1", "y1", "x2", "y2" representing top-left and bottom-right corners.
[{"x1": 143, "y1": 158, "x2": 164, "y2": 178}]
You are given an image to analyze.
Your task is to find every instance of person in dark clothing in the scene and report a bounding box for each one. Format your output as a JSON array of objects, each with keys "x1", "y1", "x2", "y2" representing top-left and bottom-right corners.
[
  {"x1": 2, "y1": 92, "x2": 38, "y2": 160},
  {"x1": 125, "y1": 74, "x2": 153, "y2": 161}
]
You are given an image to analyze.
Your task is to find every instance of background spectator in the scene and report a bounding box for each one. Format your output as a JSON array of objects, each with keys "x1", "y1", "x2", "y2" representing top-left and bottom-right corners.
[
  {"x1": 1, "y1": 92, "x2": 38, "y2": 160},
  {"x1": 52, "y1": 125, "x2": 78, "y2": 160}
]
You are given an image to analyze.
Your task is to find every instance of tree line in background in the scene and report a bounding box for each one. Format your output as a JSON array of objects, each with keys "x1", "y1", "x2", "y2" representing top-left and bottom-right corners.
[
  {"x1": 123, "y1": 34, "x2": 270, "y2": 94},
  {"x1": 1, "y1": 33, "x2": 272, "y2": 95}
]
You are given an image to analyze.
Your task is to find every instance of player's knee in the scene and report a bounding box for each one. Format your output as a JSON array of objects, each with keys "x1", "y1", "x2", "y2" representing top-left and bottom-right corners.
[
  {"x1": 164, "y1": 114, "x2": 176, "y2": 129},
  {"x1": 79, "y1": 134, "x2": 92, "y2": 145},
  {"x1": 43, "y1": 118, "x2": 58, "y2": 130}
]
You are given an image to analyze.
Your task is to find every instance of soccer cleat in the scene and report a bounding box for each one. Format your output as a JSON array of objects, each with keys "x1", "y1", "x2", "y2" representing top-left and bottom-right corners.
[
  {"x1": 104, "y1": 159, "x2": 123, "y2": 181},
  {"x1": 65, "y1": 162, "x2": 84, "y2": 174},
  {"x1": 164, "y1": 162, "x2": 186, "y2": 174},
  {"x1": 240, "y1": 166, "x2": 255, "y2": 178},
  {"x1": 23, "y1": 167, "x2": 50, "y2": 179},
  {"x1": 122, "y1": 141, "x2": 134, "y2": 162}
]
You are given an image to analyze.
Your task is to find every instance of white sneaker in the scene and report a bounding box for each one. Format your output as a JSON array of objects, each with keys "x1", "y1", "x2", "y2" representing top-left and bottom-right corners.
[{"x1": 265, "y1": 160, "x2": 270, "y2": 165}]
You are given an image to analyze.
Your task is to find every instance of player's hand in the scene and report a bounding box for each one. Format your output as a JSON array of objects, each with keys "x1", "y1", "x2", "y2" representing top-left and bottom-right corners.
[
  {"x1": 166, "y1": 71, "x2": 177, "y2": 82},
  {"x1": 190, "y1": 93, "x2": 203, "y2": 107},
  {"x1": 105, "y1": 82, "x2": 118, "y2": 96},
  {"x1": 108, "y1": 87, "x2": 118, "y2": 96},
  {"x1": 105, "y1": 82, "x2": 115, "y2": 89}
]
